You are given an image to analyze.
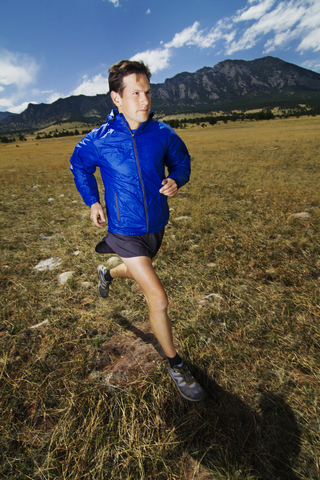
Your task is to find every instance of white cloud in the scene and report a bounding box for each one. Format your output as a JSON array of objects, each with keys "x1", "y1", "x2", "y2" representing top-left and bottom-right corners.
[
  {"x1": 299, "y1": 0, "x2": 320, "y2": 29},
  {"x1": 264, "y1": 29, "x2": 299, "y2": 53},
  {"x1": 130, "y1": 48, "x2": 171, "y2": 74},
  {"x1": 297, "y1": 1, "x2": 320, "y2": 52},
  {"x1": 46, "y1": 91, "x2": 64, "y2": 104},
  {"x1": 298, "y1": 27, "x2": 320, "y2": 52},
  {"x1": 165, "y1": 22, "x2": 201, "y2": 48},
  {"x1": 163, "y1": 20, "x2": 235, "y2": 51},
  {"x1": 10, "y1": 101, "x2": 37, "y2": 114},
  {"x1": 236, "y1": 0, "x2": 276, "y2": 21},
  {"x1": 226, "y1": 0, "x2": 314, "y2": 55},
  {"x1": 71, "y1": 74, "x2": 109, "y2": 96},
  {"x1": 146, "y1": 8, "x2": 151, "y2": 14},
  {"x1": 0, "y1": 49, "x2": 40, "y2": 112},
  {"x1": 0, "y1": 49, "x2": 39, "y2": 88},
  {"x1": 301, "y1": 58, "x2": 320, "y2": 72},
  {"x1": 108, "y1": 0, "x2": 120, "y2": 7},
  {"x1": 0, "y1": 93, "x2": 38, "y2": 113}
]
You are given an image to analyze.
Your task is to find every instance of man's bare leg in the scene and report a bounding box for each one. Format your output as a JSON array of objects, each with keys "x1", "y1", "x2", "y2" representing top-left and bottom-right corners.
[
  {"x1": 110, "y1": 262, "x2": 135, "y2": 281},
  {"x1": 117, "y1": 256, "x2": 176, "y2": 358}
]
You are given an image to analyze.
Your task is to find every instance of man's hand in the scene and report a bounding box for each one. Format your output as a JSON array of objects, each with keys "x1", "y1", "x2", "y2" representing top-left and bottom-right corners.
[
  {"x1": 159, "y1": 178, "x2": 178, "y2": 197},
  {"x1": 90, "y1": 202, "x2": 106, "y2": 228}
]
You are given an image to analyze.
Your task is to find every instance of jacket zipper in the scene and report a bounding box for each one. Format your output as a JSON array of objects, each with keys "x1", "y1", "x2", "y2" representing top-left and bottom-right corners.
[
  {"x1": 131, "y1": 132, "x2": 149, "y2": 232},
  {"x1": 114, "y1": 192, "x2": 120, "y2": 221},
  {"x1": 119, "y1": 115, "x2": 149, "y2": 233}
]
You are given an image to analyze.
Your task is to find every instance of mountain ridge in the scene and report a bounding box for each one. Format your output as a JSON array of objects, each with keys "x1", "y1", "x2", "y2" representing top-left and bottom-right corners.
[{"x1": 1, "y1": 56, "x2": 320, "y2": 133}]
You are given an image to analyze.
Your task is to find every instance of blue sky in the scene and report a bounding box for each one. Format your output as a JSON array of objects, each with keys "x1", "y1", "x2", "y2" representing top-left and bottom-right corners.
[{"x1": 1, "y1": 0, "x2": 320, "y2": 113}]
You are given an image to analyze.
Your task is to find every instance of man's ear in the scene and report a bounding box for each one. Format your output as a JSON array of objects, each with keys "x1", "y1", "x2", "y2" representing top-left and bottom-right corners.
[{"x1": 110, "y1": 90, "x2": 121, "y2": 108}]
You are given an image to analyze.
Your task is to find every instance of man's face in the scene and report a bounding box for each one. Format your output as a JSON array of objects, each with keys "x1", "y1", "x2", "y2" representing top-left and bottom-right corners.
[{"x1": 111, "y1": 73, "x2": 151, "y2": 130}]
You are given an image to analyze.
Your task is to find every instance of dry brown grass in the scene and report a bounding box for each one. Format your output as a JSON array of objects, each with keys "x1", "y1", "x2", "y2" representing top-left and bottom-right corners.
[{"x1": 0, "y1": 116, "x2": 319, "y2": 479}]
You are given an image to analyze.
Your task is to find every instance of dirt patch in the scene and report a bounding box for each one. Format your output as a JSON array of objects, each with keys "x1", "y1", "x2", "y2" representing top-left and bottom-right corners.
[{"x1": 88, "y1": 321, "x2": 167, "y2": 389}]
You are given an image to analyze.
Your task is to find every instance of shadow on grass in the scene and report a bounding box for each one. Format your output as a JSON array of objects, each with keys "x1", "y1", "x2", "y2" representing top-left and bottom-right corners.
[{"x1": 167, "y1": 365, "x2": 301, "y2": 479}]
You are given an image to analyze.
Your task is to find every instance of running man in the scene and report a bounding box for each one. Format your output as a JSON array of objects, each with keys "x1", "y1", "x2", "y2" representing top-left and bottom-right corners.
[{"x1": 70, "y1": 60, "x2": 205, "y2": 402}]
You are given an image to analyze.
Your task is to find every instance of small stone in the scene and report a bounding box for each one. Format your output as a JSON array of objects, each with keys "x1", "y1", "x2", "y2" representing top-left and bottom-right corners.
[
  {"x1": 106, "y1": 256, "x2": 122, "y2": 268},
  {"x1": 207, "y1": 263, "x2": 217, "y2": 268},
  {"x1": 81, "y1": 281, "x2": 92, "y2": 289},
  {"x1": 174, "y1": 216, "x2": 192, "y2": 221},
  {"x1": 265, "y1": 268, "x2": 278, "y2": 279},
  {"x1": 289, "y1": 212, "x2": 311, "y2": 220},
  {"x1": 58, "y1": 271, "x2": 74, "y2": 285},
  {"x1": 198, "y1": 299, "x2": 209, "y2": 306},
  {"x1": 198, "y1": 293, "x2": 227, "y2": 310},
  {"x1": 47, "y1": 197, "x2": 55, "y2": 202},
  {"x1": 38, "y1": 233, "x2": 63, "y2": 241},
  {"x1": 73, "y1": 250, "x2": 81, "y2": 256},
  {"x1": 204, "y1": 293, "x2": 226, "y2": 303},
  {"x1": 34, "y1": 257, "x2": 62, "y2": 271},
  {"x1": 238, "y1": 285, "x2": 247, "y2": 291}
]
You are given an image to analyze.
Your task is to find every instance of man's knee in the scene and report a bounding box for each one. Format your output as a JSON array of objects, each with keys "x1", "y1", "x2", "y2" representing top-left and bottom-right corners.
[{"x1": 148, "y1": 289, "x2": 168, "y2": 312}]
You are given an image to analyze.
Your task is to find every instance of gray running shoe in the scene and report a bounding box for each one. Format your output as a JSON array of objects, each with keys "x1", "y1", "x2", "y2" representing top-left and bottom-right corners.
[
  {"x1": 168, "y1": 364, "x2": 205, "y2": 402},
  {"x1": 97, "y1": 265, "x2": 112, "y2": 298}
]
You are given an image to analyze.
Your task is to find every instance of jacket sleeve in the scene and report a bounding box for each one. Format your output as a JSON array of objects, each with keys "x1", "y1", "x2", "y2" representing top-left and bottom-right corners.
[
  {"x1": 69, "y1": 132, "x2": 101, "y2": 207},
  {"x1": 164, "y1": 129, "x2": 191, "y2": 189}
]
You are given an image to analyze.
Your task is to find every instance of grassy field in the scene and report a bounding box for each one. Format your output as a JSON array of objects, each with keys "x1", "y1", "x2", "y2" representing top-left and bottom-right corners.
[{"x1": 0, "y1": 116, "x2": 319, "y2": 479}]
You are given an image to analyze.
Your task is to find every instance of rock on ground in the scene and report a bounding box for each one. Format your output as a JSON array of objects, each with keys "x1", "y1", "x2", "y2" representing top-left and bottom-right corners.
[
  {"x1": 174, "y1": 216, "x2": 192, "y2": 221},
  {"x1": 34, "y1": 257, "x2": 62, "y2": 271},
  {"x1": 105, "y1": 256, "x2": 122, "y2": 268},
  {"x1": 289, "y1": 212, "x2": 311, "y2": 220},
  {"x1": 198, "y1": 293, "x2": 227, "y2": 310},
  {"x1": 58, "y1": 271, "x2": 74, "y2": 285}
]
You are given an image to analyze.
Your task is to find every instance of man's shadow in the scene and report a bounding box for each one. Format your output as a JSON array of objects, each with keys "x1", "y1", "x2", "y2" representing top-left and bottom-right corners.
[{"x1": 163, "y1": 365, "x2": 301, "y2": 479}]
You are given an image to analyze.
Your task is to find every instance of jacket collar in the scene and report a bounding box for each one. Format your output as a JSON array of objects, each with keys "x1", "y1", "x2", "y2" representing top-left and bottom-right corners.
[{"x1": 106, "y1": 108, "x2": 154, "y2": 131}]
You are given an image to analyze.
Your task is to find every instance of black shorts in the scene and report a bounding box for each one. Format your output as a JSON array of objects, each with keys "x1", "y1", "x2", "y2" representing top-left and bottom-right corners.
[{"x1": 95, "y1": 228, "x2": 165, "y2": 258}]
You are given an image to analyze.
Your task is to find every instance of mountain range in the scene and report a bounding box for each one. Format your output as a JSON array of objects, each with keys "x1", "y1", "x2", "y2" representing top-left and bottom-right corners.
[{"x1": 1, "y1": 56, "x2": 320, "y2": 134}]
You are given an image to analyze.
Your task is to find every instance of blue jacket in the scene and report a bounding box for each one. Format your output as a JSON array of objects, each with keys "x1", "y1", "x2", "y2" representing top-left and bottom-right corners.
[{"x1": 70, "y1": 109, "x2": 190, "y2": 235}]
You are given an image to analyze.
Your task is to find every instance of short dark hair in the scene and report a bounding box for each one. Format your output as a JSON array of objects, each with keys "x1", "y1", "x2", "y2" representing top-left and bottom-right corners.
[{"x1": 108, "y1": 60, "x2": 151, "y2": 96}]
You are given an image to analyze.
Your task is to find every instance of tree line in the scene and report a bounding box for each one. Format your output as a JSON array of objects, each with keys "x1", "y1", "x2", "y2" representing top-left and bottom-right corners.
[
  {"x1": 35, "y1": 129, "x2": 91, "y2": 140},
  {"x1": 163, "y1": 107, "x2": 319, "y2": 129}
]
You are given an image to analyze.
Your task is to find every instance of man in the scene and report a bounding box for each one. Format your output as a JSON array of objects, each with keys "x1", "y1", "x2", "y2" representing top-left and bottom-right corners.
[{"x1": 70, "y1": 60, "x2": 205, "y2": 402}]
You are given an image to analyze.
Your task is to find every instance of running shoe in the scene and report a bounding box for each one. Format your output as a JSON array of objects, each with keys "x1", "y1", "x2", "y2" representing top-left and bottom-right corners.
[
  {"x1": 97, "y1": 265, "x2": 112, "y2": 298},
  {"x1": 169, "y1": 364, "x2": 205, "y2": 402}
]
